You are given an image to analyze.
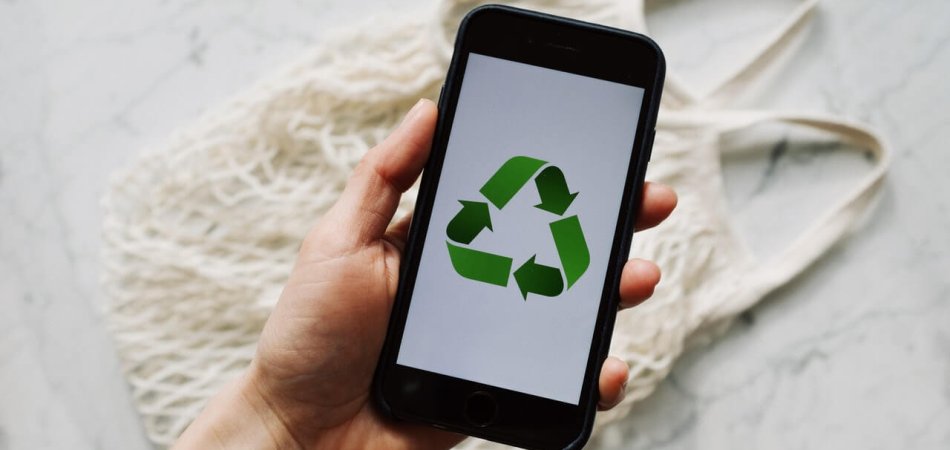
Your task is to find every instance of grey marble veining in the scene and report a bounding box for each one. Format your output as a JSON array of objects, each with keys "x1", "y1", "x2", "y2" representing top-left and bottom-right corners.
[
  {"x1": 1, "y1": 0, "x2": 948, "y2": 449},
  {"x1": 594, "y1": 1, "x2": 950, "y2": 449}
]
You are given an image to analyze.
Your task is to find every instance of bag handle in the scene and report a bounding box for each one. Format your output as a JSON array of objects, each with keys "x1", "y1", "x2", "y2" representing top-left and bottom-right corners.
[
  {"x1": 636, "y1": 0, "x2": 820, "y2": 108},
  {"x1": 660, "y1": 110, "x2": 891, "y2": 321}
]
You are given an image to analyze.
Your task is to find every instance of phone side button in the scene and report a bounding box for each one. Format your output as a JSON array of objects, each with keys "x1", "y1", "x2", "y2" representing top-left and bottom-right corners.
[
  {"x1": 464, "y1": 391, "x2": 497, "y2": 428},
  {"x1": 645, "y1": 128, "x2": 656, "y2": 161}
]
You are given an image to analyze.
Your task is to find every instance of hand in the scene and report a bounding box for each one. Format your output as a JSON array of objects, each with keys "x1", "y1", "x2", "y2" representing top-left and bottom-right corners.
[{"x1": 174, "y1": 99, "x2": 677, "y2": 450}]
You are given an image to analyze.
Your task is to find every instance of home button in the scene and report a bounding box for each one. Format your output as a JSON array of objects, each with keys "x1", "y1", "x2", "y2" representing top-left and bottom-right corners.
[{"x1": 464, "y1": 391, "x2": 497, "y2": 427}]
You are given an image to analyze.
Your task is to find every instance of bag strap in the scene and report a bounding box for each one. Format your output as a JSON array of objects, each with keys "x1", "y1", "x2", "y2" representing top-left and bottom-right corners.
[
  {"x1": 660, "y1": 110, "x2": 891, "y2": 321},
  {"x1": 635, "y1": 0, "x2": 820, "y2": 108}
]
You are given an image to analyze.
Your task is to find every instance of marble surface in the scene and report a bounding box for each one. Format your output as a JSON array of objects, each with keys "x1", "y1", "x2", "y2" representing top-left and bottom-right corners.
[{"x1": 1, "y1": 0, "x2": 948, "y2": 449}]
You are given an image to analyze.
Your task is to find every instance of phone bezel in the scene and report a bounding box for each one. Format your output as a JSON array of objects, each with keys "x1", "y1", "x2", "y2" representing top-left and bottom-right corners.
[{"x1": 374, "y1": 5, "x2": 665, "y2": 449}]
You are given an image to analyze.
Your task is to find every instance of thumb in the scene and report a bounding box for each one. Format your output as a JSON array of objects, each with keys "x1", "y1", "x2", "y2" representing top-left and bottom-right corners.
[{"x1": 323, "y1": 99, "x2": 437, "y2": 248}]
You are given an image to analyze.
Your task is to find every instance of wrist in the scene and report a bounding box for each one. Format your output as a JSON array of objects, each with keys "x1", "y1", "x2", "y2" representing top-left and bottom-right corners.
[{"x1": 173, "y1": 369, "x2": 302, "y2": 450}]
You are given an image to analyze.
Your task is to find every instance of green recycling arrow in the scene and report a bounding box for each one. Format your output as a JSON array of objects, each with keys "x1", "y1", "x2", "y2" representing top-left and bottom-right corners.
[
  {"x1": 534, "y1": 166, "x2": 578, "y2": 215},
  {"x1": 479, "y1": 156, "x2": 546, "y2": 209},
  {"x1": 513, "y1": 255, "x2": 564, "y2": 299},
  {"x1": 550, "y1": 215, "x2": 589, "y2": 288},
  {"x1": 447, "y1": 242, "x2": 512, "y2": 287},
  {"x1": 445, "y1": 155, "x2": 590, "y2": 300},
  {"x1": 446, "y1": 200, "x2": 492, "y2": 245}
]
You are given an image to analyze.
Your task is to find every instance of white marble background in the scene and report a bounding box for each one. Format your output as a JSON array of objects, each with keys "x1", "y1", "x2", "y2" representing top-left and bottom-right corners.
[{"x1": 1, "y1": 0, "x2": 948, "y2": 449}]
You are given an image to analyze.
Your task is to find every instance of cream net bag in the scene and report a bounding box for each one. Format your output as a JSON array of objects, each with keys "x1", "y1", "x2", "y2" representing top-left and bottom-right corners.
[{"x1": 100, "y1": 0, "x2": 889, "y2": 447}]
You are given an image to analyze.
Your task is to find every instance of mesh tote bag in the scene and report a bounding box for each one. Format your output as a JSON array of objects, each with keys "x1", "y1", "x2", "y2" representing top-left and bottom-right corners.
[{"x1": 100, "y1": 0, "x2": 889, "y2": 446}]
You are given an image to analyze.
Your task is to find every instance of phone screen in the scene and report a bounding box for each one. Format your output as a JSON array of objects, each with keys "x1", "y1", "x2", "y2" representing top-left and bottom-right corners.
[{"x1": 396, "y1": 53, "x2": 645, "y2": 405}]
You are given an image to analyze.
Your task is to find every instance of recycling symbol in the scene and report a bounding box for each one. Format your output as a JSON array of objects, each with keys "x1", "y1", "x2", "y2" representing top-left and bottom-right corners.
[{"x1": 445, "y1": 156, "x2": 590, "y2": 299}]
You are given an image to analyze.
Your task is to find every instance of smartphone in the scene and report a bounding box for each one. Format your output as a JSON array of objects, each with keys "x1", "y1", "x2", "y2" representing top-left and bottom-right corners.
[{"x1": 374, "y1": 5, "x2": 664, "y2": 449}]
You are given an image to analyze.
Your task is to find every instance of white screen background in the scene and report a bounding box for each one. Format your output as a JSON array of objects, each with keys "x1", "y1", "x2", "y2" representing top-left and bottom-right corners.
[{"x1": 397, "y1": 53, "x2": 645, "y2": 404}]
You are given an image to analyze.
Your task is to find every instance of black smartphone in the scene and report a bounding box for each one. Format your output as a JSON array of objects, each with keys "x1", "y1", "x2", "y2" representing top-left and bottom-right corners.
[{"x1": 374, "y1": 5, "x2": 664, "y2": 449}]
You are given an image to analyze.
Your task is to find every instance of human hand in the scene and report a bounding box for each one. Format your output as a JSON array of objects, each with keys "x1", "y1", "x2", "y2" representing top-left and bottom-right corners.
[{"x1": 174, "y1": 99, "x2": 677, "y2": 450}]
